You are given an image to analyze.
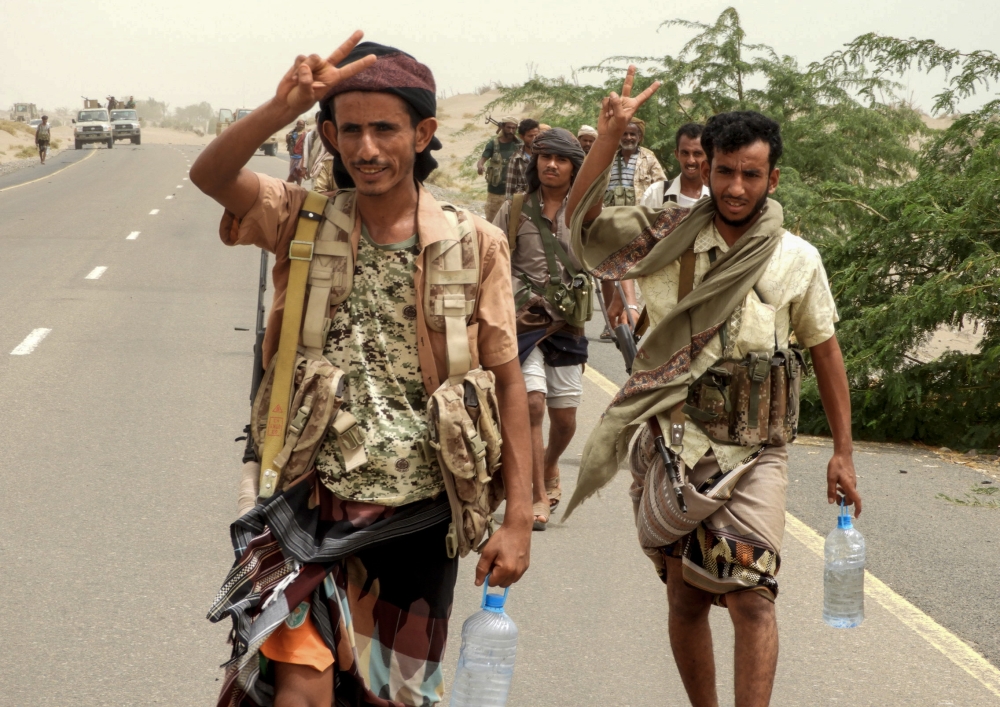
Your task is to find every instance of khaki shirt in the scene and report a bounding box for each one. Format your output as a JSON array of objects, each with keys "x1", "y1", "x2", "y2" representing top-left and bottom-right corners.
[
  {"x1": 640, "y1": 221, "x2": 839, "y2": 471},
  {"x1": 219, "y1": 173, "x2": 519, "y2": 395},
  {"x1": 492, "y1": 192, "x2": 582, "y2": 324}
]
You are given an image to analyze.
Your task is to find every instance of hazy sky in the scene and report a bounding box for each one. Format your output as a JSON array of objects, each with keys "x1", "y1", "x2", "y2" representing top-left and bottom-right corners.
[{"x1": 3, "y1": 0, "x2": 998, "y2": 115}]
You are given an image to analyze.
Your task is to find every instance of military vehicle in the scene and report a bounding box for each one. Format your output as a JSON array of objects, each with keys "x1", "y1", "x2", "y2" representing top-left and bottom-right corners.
[
  {"x1": 73, "y1": 106, "x2": 114, "y2": 149},
  {"x1": 9, "y1": 103, "x2": 38, "y2": 123},
  {"x1": 110, "y1": 108, "x2": 141, "y2": 144},
  {"x1": 217, "y1": 108, "x2": 279, "y2": 156}
]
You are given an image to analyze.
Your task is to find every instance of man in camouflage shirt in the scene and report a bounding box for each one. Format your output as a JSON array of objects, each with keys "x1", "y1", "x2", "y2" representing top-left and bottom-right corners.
[{"x1": 193, "y1": 35, "x2": 532, "y2": 707}]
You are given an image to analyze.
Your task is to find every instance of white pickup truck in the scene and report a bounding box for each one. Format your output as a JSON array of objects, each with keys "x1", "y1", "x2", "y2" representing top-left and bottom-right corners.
[
  {"x1": 73, "y1": 108, "x2": 114, "y2": 149},
  {"x1": 110, "y1": 109, "x2": 141, "y2": 145}
]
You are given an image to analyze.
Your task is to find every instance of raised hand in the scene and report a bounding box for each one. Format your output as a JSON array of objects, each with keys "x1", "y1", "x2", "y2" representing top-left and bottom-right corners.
[
  {"x1": 275, "y1": 30, "x2": 378, "y2": 115},
  {"x1": 597, "y1": 65, "x2": 661, "y2": 141}
]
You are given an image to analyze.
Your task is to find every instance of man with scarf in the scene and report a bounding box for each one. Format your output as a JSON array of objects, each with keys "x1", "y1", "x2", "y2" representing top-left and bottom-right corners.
[
  {"x1": 492, "y1": 128, "x2": 588, "y2": 529},
  {"x1": 564, "y1": 69, "x2": 862, "y2": 707},
  {"x1": 191, "y1": 32, "x2": 532, "y2": 707}
]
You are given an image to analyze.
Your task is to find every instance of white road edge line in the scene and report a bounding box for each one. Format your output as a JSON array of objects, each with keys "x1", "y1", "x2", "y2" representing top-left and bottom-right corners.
[
  {"x1": 126, "y1": 231, "x2": 140, "y2": 240},
  {"x1": 149, "y1": 209, "x2": 159, "y2": 215},
  {"x1": 581, "y1": 365, "x2": 1000, "y2": 699},
  {"x1": 85, "y1": 266, "x2": 108, "y2": 280},
  {"x1": 11, "y1": 328, "x2": 52, "y2": 355}
]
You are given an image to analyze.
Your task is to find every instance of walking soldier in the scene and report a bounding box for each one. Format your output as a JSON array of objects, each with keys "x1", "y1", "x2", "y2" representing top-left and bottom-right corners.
[
  {"x1": 191, "y1": 32, "x2": 532, "y2": 707},
  {"x1": 563, "y1": 69, "x2": 862, "y2": 707},
  {"x1": 492, "y1": 128, "x2": 591, "y2": 530}
]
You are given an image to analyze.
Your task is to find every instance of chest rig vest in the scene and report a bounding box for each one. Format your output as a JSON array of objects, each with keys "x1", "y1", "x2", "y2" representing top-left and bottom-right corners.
[{"x1": 249, "y1": 190, "x2": 504, "y2": 559}]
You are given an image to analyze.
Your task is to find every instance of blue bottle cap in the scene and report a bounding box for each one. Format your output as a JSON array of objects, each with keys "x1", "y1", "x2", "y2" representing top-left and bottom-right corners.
[
  {"x1": 838, "y1": 499, "x2": 853, "y2": 529},
  {"x1": 481, "y1": 574, "x2": 510, "y2": 612}
]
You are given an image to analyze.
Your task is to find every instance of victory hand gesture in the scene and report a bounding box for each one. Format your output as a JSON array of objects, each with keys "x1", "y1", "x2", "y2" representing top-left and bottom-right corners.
[
  {"x1": 597, "y1": 65, "x2": 661, "y2": 140},
  {"x1": 275, "y1": 30, "x2": 377, "y2": 116}
]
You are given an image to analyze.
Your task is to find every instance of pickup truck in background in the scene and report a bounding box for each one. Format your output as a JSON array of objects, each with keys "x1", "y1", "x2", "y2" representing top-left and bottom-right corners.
[
  {"x1": 73, "y1": 107, "x2": 114, "y2": 149},
  {"x1": 217, "y1": 108, "x2": 279, "y2": 156},
  {"x1": 110, "y1": 109, "x2": 141, "y2": 144}
]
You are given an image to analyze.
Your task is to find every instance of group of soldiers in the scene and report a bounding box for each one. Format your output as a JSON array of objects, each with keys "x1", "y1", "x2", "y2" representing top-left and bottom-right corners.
[
  {"x1": 106, "y1": 95, "x2": 136, "y2": 111},
  {"x1": 192, "y1": 33, "x2": 860, "y2": 707}
]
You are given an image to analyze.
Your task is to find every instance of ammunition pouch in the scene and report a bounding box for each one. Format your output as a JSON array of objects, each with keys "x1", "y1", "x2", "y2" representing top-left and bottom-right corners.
[
  {"x1": 251, "y1": 352, "x2": 355, "y2": 496},
  {"x1": 684, "y1": 348, "x2": 805, "y2": 447},
  {"x1": 485, "y1": 138, "x2": 505, "y2": 188},
  {"x1": 542, "y1": 274, "x2": 594, "y2": 329},
  {"x1": 603, "y1": 186, "x2": 636, "y2": 207},
  {"x1": 426, "y1": 368, "x2": 504, "y2": 559}
]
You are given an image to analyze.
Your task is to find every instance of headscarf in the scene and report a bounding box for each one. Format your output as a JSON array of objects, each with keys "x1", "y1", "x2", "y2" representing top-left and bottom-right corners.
[
  {"x1": 629, "y1": 117, "x2": 646, "y2": 141},
  {"x1": 525, "y1": 127, "x2": 586, "y2": 193},
  {"x1": 577, "y1": 125, "x2": 598, "y2": 138},
  {"x1": 317, "y1": 42, "x2": 441, "y2": 186}
]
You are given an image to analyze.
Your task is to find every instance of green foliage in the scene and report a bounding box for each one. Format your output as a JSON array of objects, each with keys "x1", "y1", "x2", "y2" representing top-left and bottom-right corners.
[{"x1": 486, "y1": 7, "x2": 1000, "y2": 449}]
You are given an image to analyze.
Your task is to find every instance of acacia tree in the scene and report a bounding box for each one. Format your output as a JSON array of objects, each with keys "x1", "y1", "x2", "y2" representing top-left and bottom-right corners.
[{"x1": 485, "y1": 7, "x2": 1000, "y2": 449}]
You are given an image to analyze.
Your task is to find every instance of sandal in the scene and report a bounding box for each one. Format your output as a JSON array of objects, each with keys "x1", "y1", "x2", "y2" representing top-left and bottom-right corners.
[
  {"x1": 545, "y1": 475, "x2": 562, "y2": 513},
  {"x1": 532, "y1": 500, "x2": 549, "y2": 531},
  {"x1": 600, "y1": 325, "x2": 614, "y2": 340}
]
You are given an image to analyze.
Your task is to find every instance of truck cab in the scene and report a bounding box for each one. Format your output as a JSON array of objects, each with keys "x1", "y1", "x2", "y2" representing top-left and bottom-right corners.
[
  {"x1": 10, "y1": 103, "x2": 38, "y2": 123},
  {"x1": 217, "y1": 108, "x2": 279, "y2": 156},
  {"x1": 110, "y1": 109, "x2": 141, "y2": 144},
  {"x1": 73, "y1": 108, "x2": 113, "y2": 149}
]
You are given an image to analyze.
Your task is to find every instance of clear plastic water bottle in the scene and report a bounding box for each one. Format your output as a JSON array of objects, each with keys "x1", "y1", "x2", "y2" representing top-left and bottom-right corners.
[
  {"x1": 449, "y1": 578, "x2": 518, "y2": 707},
  {"x1": 823, "y1": 502, "x2": 866, "y2": 628}
]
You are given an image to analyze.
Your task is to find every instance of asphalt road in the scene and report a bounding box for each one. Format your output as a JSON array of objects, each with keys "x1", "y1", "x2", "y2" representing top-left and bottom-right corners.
[{"x1": 0, "y1": 147, "x2": 997, "y2": 706}]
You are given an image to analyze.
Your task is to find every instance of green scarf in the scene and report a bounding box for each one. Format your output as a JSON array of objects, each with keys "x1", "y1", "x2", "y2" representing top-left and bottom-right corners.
[{"x1": 564, "y1": 168, "x2": 786, "y2": 519}]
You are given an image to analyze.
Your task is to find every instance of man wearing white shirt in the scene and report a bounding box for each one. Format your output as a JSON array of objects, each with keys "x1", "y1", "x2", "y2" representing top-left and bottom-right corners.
[{"x1": 640, "y1": 123, "x2": 710, "y2": 209}]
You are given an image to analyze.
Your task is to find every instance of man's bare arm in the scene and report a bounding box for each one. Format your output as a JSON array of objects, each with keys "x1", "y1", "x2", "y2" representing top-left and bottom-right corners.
[
  {"x1": 190, "y1": 31, "x2": 376, "y2": 218},
  {"x1": 810, "y1": 334, "x2": 863, "y2": 516},
  {"x1": 476, "y1": 356, "x2": 532, "y2": 587},
  {"x1": 565, "y1": 66, "x2": 660, "y2": 226}
]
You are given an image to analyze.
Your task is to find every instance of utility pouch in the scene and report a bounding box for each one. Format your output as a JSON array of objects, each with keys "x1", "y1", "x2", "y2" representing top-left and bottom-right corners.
[
  {"x1": 685, "y1": 352, "x2": 772, "y2": 447},
  {"x1": 603, "y1": 186, "x2": 636, "y2": 207},
  {"x1": 686, "y1": 348, "x2": 805, "y2": 448},
  {"x1": 485, "y1": 138, "x2": 504, "y2": 187},
  {"x1": 426, "y1": 368, "x2": 504, "y2": 559},
  {"x1": 766, "y1": 348, "x2": 806, "y2": 446},
  {"x1": 251, "y1": 352, "x2": 353, "y2": 496}
]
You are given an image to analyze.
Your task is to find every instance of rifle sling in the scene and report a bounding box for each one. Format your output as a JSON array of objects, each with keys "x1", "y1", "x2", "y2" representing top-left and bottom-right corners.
[{"x1": 258, "y1": 190, "x2": 328, "y2": 499}]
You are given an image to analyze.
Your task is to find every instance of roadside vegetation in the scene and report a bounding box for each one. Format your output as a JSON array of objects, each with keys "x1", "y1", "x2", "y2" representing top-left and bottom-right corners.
[{"x1": 484, "y1": 7, "x2": 1000, "y2": 450}]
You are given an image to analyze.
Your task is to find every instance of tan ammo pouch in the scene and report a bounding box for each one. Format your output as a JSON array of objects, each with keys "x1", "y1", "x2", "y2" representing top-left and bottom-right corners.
[
  {"x1": 426, "y1": 368, "x2": 504, "y2": 559},
  {"x1": 422, "y1": 205, "x2": 506, "y2": 558},
  {"x1": 251, "y1": 353, "x2": 361, "y2": 495},
  {"x1": 684, "y1": 348, "x2": 805, "y2": 447}
]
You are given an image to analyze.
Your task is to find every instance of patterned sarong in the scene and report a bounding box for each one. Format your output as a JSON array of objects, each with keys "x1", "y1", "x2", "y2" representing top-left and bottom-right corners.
[
  {"x1": 629, "y1": 429, "x2": 788, "y2": 604},
  {"x1": 208, "y1": 476, "x2": 456, "y2": 706}
]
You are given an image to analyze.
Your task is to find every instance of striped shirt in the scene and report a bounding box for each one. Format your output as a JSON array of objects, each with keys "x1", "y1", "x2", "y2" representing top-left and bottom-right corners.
[{"x1": 607, "y1": 151, "x2": 639, "y2": 189}]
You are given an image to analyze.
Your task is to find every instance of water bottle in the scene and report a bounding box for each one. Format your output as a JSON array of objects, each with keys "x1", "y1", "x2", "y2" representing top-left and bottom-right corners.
[
  {"x1": 823, "y1": 502, "x2": 866, "y2": 628},
  {"x1": 449, "y1": 578, "x2": 518, "y2": 707}
]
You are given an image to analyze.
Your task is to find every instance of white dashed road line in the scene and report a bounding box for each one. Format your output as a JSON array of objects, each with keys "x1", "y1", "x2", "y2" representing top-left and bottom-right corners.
[
  {"x1": 182, "y1": 177, "x2": 188, "y2": 180},
  {"x1": 126, "y1": 231, "x2": 140, "y2": 240},
  {"x1": 85, "y1": 266, "x2": 108, "y2": 280},
  {"x1": 11, "y1": 328, "x2": 52, "y2": 356},
  {"x1": 149, "y1": 209, "x2": 159, "y2": 215},
  {"x1": 165, "y1": 195, "x2": 174, "y2": 200}
]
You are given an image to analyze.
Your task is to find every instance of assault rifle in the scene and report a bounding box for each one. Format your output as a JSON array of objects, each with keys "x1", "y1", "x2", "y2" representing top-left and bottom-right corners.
[
  {"x1": 594, "y1": 279, "x2": 687, "y2": 513},
  {"x1": 239, "y1": 250, "x2": 269, "y2": 464},
  {"x1": 484, "y1": 115, "x2": 502, "y2": 129}
]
